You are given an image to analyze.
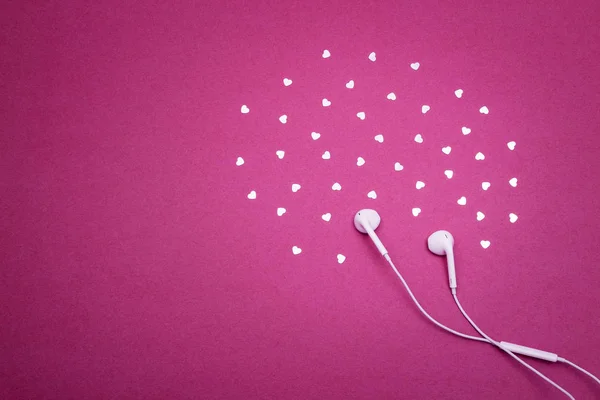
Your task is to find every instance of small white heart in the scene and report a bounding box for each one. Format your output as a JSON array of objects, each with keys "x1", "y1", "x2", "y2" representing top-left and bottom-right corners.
[
  {"x1": 236, "y1": 157, "x2": 244, "y2": 166},
  {"x1": 414, "y1": 134, "x2": 423, "y2": 143},
  {"x1": 322, "y1": 49, "x2": 331, "y2": 58},
  {"x1": 332, "y1": 182, "x2": 342, "y2": 191},
  {"x1": 454, "y1": 89, "x2": 463, "y2": 98},
  {"x1": 357, "y1": 112, "x2": 366, "y2": 120},
  {"x1": 509, "y1": 177, "x2": 518, "y2": 187},
  {"x1": 346, "y1": 80, "x2": 355, "y2": 89},
  {"x1": 292, "y1": 183, "x2": 301, "y2": 192},
  {"x1": 507, "y1": 141, "x2": 516, "y2": 150},
  {"x1": 475, "y1": 152, "x2": 485, "y2": 160},
  {"x1": 283, "y1": 78, "x2": 293, "y2": 86},
  {"x1": 387, "y1": 92, "x2": 396, "y2": 101},
  {"x1": 394, "y1": 162, "x2": 404, "y2": 171},
  {"x1": 462, "y1": 126, "x2": 471, "y2": 135},
  {"x1": 277, "y1": 207, "x2": 286, "y2": 216},
  {"x1": 442, "y1": 146, "x2": 452, "y2": 155},
  {"x1": 444, "y1": 170, "x2": 453, "y2": 179},
  {"x1": 322, "y1": 98, "x2": 331, "y2": 107},
  {"x1": 480, "y1": 240, "x2": 491, "y2": 249},
  {"x1": 322, "y1": 213, "x2": 332, "y2": 222},
  {"x1": 357, "y1": 157, "x2": 365, "y2": 167},
  {"x1": 276, "y1": 150, "x2": 285, "y2": 159},
  {"x1": 292, "y1": 246, "x2": 302, "y2": 255},
  {"x1": 241, "y1": 105, "x2": 250, "y2": 114},
  {"x1": 482, "y1": 182, "x2": 491, "y2": 191},
  {"x1": 479, "y1": 106, "x2": 489, "y2": 114},
  {"x1": 311, "y1": 131, "x2": 321, "y2": 140},
  {"x1": 457, "y1": 196, "x2": 467, "y2": 206},
  {"x1": 421, "y1": 105, "x2": 430, "y2": 114},
  {"x1": 374, "y1": 134, "x2": 384, "y2": 143},
  {"x1": 337, "y1": 254, "x2": 346, "y2": 264},
  {"x1": 477, "y1": 211, "x2": 485, "y2": 221},
  {"x1": 509, "y1": 213, "x2": 518, "y2": 223},
  {"x1": 410, "y1": 62, "x2": 420, "y2": 70},
  {"x1": 247, "y1": 190, "x2": 256, "y2": 199},
  {"x1": 279, "y1": 115, "x2": 288, "y2": 124},
  {"x1": 322, "y1": 151, "x2": 331, "y2": 160},
  {"x1": 368, "y1": 52, "x2": 376, "y2": 62},
  {"x1": 367, "y1": 190, "x2": 377, "y2": 199},
  {"x1": 416, "y1": 181, "x2": 425, "y2": 190},
  {"x1": 412, "y1": 207, "x2": 421, "y2": 216}
]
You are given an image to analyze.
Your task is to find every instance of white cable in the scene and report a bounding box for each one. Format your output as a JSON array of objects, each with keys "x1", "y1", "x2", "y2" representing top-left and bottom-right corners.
[
  {"x1": 558, "y1": 357, "x2": 600, "y2": 386},
  {"x1": 452, "y1": 293, "x2": 575, "y2": 400}
]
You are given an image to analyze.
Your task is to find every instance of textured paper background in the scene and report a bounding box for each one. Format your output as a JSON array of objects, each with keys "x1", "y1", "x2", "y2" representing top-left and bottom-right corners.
[{"x1": 2, "y1": 1, "x2": 600, "y2": 399}]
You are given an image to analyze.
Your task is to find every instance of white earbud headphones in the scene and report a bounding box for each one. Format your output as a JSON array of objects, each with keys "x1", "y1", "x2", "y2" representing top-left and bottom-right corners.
[{"x1": 354, "y1": 209, "x2": 599, "y2": 399}]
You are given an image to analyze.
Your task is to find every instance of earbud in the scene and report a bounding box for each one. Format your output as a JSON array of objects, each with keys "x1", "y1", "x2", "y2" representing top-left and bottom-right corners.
[
  {"x1": 354, "y1": 209, "x2": 389, "y2": 256},
  {"x1": 427, "y1": 230, "x2": 457, "y2": 293}
]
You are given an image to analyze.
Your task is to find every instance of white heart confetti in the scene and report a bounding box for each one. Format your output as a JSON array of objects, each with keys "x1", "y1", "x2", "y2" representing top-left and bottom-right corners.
[
  {"x1": 480, "y1": 240, "x2": 491, "y2": 249},
  {"x1": 337, "y1": 254, "x2": 346, "y2": 264},
  {"x1": 442, "y1": 146, "x2": 452, "y2": 155},
  {"x1": 509, "y1": 177, "x2": 518, "y2": 187},
  {"x1": 276, "y1": 150, "x2": 285, "y2": 159},
  {"x1": 412, "y1": 207, "x2": 421, "y2": 216},
  {"x1": 457, "y1": 196, "x2": 467, "y2": 206},
  {"x1": 479, "y1": 106, "x2": 489, "y2": 114},
  {"x1": 292, "y1": 184, "x2": 301, "y2": 192},
  {"x1": 462, "y1": 126, "x2": 471, "y2": 135},
  {"x1": 357, "y1": 112, "x2": 366, "y2": 120},
  {"x1": 367, "y1": 190, "x2": 377, "y2": 199},
  {"x1": 292, "y1": 246, "x2": 302, "y2": 255},
  {"x1": 507, "y1": 141, "x2": 516, "y2": 150},
  {"x1": 421, "y1": 105, "x2": 430, "y2": 114},
  {"x1": 477, "y1": 211, "x2": 485, "y2": 221},
  {"x1": 322, "y1": 213, "x2": 331, "y2": 222},
  {"x1": 482, "y1": 182, "x2": 491, "y2": 190},
  {"x1": 346, "y1": 80, "x2": 354, "y2": 89},
  {"x1": 283, "y1": 78, "x2": 293, "y2": 86},
  {"x1": 247, "y1": 190, "x2": 256, "y2": 200},
  {"x1": 311, "y1": 131, "x2": 321, "y2": 140},
  {"x1": 357, "y1": 157, "x2": 365, "y2": 166},
  {"x1": 322, "y1": 98, "x2": 331, "y2": 107},
  {"x1": 410, "y1": 62, "x2": 420, "y2": 70},
  {"x1": 277, "y1": 207, "x2": 286, "y2": 216},
  {"x1": 322, "y1": 49, "x2": 331, "y2": 58},
  {"x1": 475, "y1": 152, "x2": 485, "y2": 160},
  {"x1": 322, "y1": 151, "x2": 331, "y2": 160},
  {"x1": 241, "y1": 105, "x2": 249, "y2": 114},
  {"x1": 414, "y1": 134, "x2": 423, "y2": 143},
  {"x1": 416, "y1": 181, "x2": 425, "y2": 190},
  {"x1": 332, "y1": 182, "x2": 342, "y2": 191},
  {"x1": 279, "y1": 115, "x2": 287, "y2": 124},
  {"x1": 394, "y1": 162, "x2": 404, "y2": 171},
  {"x1": 236, "y1": 157, "x2": 244, "y2": 166},
  {"x1": 368, "y1": 52, "x2": 376, "y2": 62},
  {"x1": 509, "y1": 213, "x2": 518, "y2": 223},
  {"x1": 455, "y1": 89, "x2": 463, "y2": 98},
  {"x1": 387, "y1": 92, "x2": 396, "y2": 100},
  {"x1": 374, "y1": 134, "x2": 384, "y2": 143},
  {"x1": 444, "y1": 170, "x2": 453, "y2": 179}
]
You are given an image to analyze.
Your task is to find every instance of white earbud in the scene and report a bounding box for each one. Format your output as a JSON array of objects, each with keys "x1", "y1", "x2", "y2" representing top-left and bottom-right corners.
[
  {"x1": 427, "y1": 230, "x2": 457, "y2": 293},
  {"x1": 354, "y1": 209, "x2": 388, "y2": 256}
]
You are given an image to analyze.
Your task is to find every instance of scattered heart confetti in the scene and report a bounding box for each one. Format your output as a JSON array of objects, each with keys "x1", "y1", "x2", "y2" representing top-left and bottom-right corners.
[
  {"x1": 277, "y1": 207, "x2": 286, "y2": 216},
  {"x1": 442, "y1": 146, "x2": 452, "y2": 155},
  {"x1": 509, "y1": 177, "x2": 518, "y2": 187},
  {"x1": 421, "y1": 105, "x2": 431, "y2": 114},
  {"x1": 479, "y1": 106, "x2": 489, "y2": 114},
  {"x1": 292, "y1": 246, "x2": 302, "y2": 255},
  {"x1": 236, "y1": 157, "x2": 244, "y2": 166},
  {"x1": 367, "y1": 190, "x2": 377, "y2": 199},
  {"x1": 462, "y1": 126, "x2": 471, "y2": 135},
  {"x1": 410, "y1": 62, "x2": 420, "y2": 70},
  {"x1": 346, "y1": 80, "x2": 354, "y2": 89},
  {"x1": 444, "y1": 170, "x2": 453, "y2": 179},
  {"x1": 283, "y1": 78, "x2": 293, "y2": 86},
  {"x1": 322, "y1": 151, "x2": 331, "y2": 160},
  {"x1": 374, "y1": 134, "x2": 384, "y2": 143},
  {"x1": 322, "y1": 213, "x2": 331, "y2": 222},
  {"x1": 414, "y1": 134, "x2": 423, "y2": 143},
  {"x1": 357, "y1": 157, "x2": 365, "y2": 166},
  {"x1": 477, "y1": 211, "x2": 485, "y2": 221},
  {"x1": 368, "y1": 52, "x2": 376, "y2": 62},
  {"x1": 247, "y1": 190, "x2": 256, "y2": 200},
  {"x1": 412, "y1": 207, "x2": 421, "y2": 216},
  {"x1": 357, "y1": 112, "x2": 366, "y2": 120},
  {"x1": 337, "y1": 254, "x2": 346, "y2": 264},
  {"x1": 394, "y1": 162, "x2": 404, "y2": 171},
  {"x1": 241, "y1": 105, "x2": 249, "y2": 114},
  {"x1": 507, "y1": 141, "x2": 516, "y2": 150},
  {"x1": 455, "y1": 89, "x2": 463, "y2": 98},
  {"x1": 311, "y1": 132, "x2": 321, "y2": 140},
  {"x1": 482, "y1": 182, "x2": 491, "y2": 190},
  {"x1": 387, "y1": 92, "x2": 396, "y2": 100},
  {"x1": 416, "y1": 181, "x2": 425, "y2": 190},
  {"x1": 322, "y1": 98, "x2": 331, "y2": 107},
  {"x1": 279, "y1": 115, "x2": 288, "y2": 124},
  {"x1": 332, "y1": 182, "x2": 342, "y2": 191},
  {"x1": 509, "y1": 213, "x2": 518, "y2": 223},
  {"x1": 480, "y1": 240, "x2": 491, "y2": 249},
  {"x1": 322, "y1": 49, "x2": 331, "y2": 58},
  {"x1": 276, "y1": 150, "x2": 285, "y2": 159},
  {"x1": 457, "y1": 196, "x2": 467, "y2": 206},
  {"x1": 292, "y1": 184, "x2": 301, "y2": 192},
  {"x1": 475, "y1": 152, "x2": 485, "y2": 160}
]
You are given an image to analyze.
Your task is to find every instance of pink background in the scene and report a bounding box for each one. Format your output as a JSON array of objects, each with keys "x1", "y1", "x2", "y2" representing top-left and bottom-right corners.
[{"x1": 2, "y1": 1, "x2": 600, "y2": 399}]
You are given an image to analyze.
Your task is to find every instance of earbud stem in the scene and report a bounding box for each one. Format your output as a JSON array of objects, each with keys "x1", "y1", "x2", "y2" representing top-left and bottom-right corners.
[
  {"x1": 365, "y1": 225, "x2": 388, "y2": 257},
  {"x1": 446, "y1": 246, "x2": 457, "y2": 290}
]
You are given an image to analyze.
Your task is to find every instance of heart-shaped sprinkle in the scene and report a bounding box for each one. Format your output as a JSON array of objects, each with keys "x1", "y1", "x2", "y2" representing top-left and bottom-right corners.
[
  {"x1": 394, "y1": 162, "x2": 404, "y2": 171},
  {"x1": 416, "y1": 181, "x2": 425, "y2": 190},
  {"x1": 236, "y1": 157, "x2": 244, "y2": 166},
  {"x1": 475, "y1": 152, "x2": 485, "y2": 160},
  {"x1": 332, "y1": 182, "x2": 342, "y2": 191},
  {"x1": 477, "y1": 211, "x2": 485, "y2": 221},
  {"x1": 482, "y1": 182, "x2": 491, "y2": 190},
  {"x1": 414, "y1": 134, "x2": 423, "y2": 143},
  {"x1": 509, "y1": 177, "x2": 518, "y2": 187},
  {"x1": 479, "y1": 106, "x2": 489, "y2": 114},
  {"x1": 387, "y1": 92, "x2": 396, "y2": 100},
  {"x1": 421, "y1": 105, "x2": 430, "y2": 114},
  {"x1": 311, "y1": 131, "x2": 321, "y2": 140},
  {"x1": 337, "y1": 254, "x2": 346, "y2": 264},
  {"x1": 367, "y1": 190, "x2": 377, "y2": 199},
  {"x1": 509, "y1": 213, "x2": 518, "y2": 223},
  {"x1": 410, "y1": 62, "x2": 420, "y2": 70},
  {"x1": 457, "y1": 196, "x2": 467, "y2": 205},
  {"x1": 322, "y1": 213, "x2": 332, "y2": 222},
  {"x1": 322, "y1": 151, "x2": 331, "y2": 160},
  {"x1": 507, "y1": 141, "x2": 516, "y2": 150},
  {"x1": 247, "y1": 190, "x2": 256, "y2": 199},
  {"x1": 276, "y1": 150, "x2": 285, "y2": 159},
  {"x1": 277, "y1": 207, "x2": 286, "y2": 216},
  {"x1": 462, "y1": 126, "x2": 471, "y2": 135},
  {"x1": 412, "y1": 207, "x2": 421, "y2": 216},
  {"x1": 322, "y1": 49, "x2": 331, "y2": 58},
  {"x1": 374, "y1": 134, "x2": 384, "y2": 143},
  {"x1": 292, "y1": 246, "x2": 302, "y2": 255},
  {"x1": 444, "y1": 170, "x2": 453, "y2": 179},
  {"x1": 480, "y1": 240, "x2": 491, "y2": 249},
  {"x1": 442, "y1": 146, "x2": 452, "y2": 155},
  {"x1": 283, "y1": 78, "x2": 293, "y2": 86},
  {"x1": 357, "y1": 157, "x2": 365, "y2": 166},
  {"x1": 368, "y1": 52, "x2": 376, "y2": 62},
  {"x1": 454, "y1": 89, "x2": 463, "y2": 98},
  {"x1": 322, "y1": 98, "x2": 331, "y2": 107},
  {"x1": 346, "y1": 80, "x2": 354, "y2": 89},
  {"x1": 292, "y1": 183, "x2": 301, "y2": 192},
  {"x1": 357, "y1": 112, "x2": 365, "y2": 120},
  {"x1": 241, "y1": 105, "x2": 250, "y2": 114},
  {"x1": 279, "y1": 115, "x2": 287, "y2": 124}
]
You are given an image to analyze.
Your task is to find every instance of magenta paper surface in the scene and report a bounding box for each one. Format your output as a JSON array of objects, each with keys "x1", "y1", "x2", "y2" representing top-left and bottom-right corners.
[{"x1": 2, "y1": 1, "x2": 600, "y2": 399}]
